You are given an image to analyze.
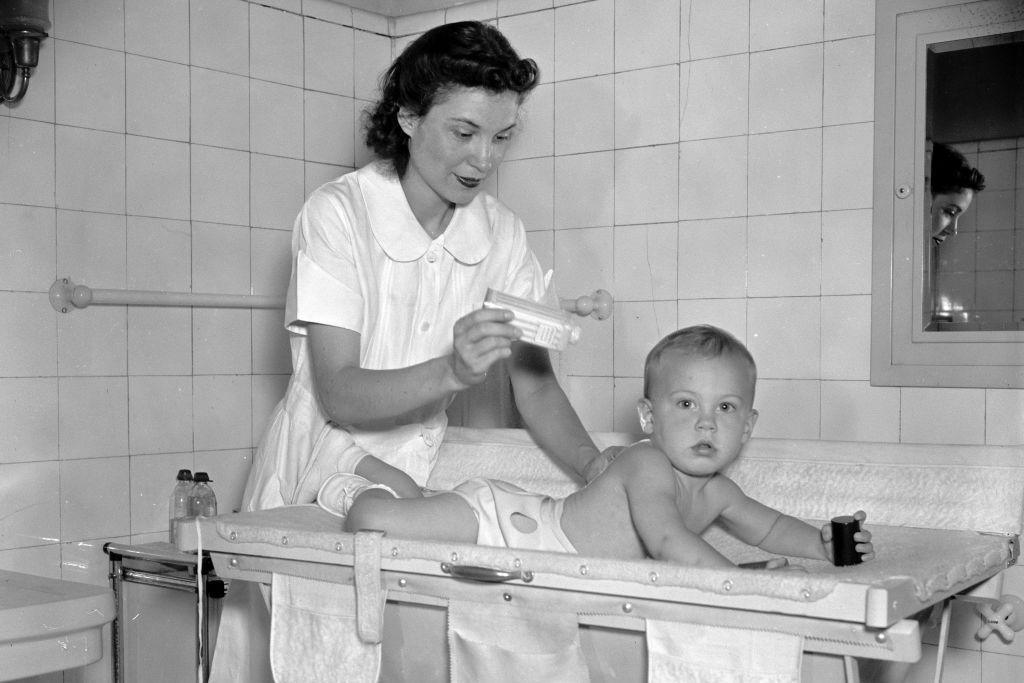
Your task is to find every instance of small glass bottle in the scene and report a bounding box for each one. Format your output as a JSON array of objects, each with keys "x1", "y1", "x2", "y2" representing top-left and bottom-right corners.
[
  {"x1": 189, "y1": 472, "x2": 218, "y2": 518},
  {"x1": 168, "y1": 469, "x2": 193, "y2": 544}
]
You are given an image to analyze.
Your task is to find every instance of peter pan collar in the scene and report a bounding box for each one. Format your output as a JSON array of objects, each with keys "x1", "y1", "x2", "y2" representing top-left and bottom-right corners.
[{"x1": 359, "y1": 162, "x2": 492, "y2": 265}]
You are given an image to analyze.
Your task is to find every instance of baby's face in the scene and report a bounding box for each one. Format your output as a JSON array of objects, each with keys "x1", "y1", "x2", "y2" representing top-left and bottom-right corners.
[{"x1": 638, "y1": 351, "x2": 757, "y2": 478}]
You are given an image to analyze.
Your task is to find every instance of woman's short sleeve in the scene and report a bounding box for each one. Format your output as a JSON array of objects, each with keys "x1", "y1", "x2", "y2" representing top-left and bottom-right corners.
[{"x1": 289, "y1": 188, "x2": 365, "y2": 333}]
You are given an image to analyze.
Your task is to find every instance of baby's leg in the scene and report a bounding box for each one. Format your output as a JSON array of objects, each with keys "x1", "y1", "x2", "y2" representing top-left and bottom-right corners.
[{"x1": 344, "y1": 489, "x2": 479, "y2": 543}]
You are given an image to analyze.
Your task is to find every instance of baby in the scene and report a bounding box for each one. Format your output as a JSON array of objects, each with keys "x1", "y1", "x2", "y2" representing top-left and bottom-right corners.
[{"x1": 322, "y1": 325, "x2": 874, "y2": 568}]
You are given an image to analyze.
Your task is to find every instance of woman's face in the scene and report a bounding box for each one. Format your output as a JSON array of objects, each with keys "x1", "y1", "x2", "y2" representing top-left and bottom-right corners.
[
  {"x1": 930, "y1": 188, "x2": 975, "y2": 244},
  {"x1": 398, "y1": 86, "x2": 520, "y2": 212}
]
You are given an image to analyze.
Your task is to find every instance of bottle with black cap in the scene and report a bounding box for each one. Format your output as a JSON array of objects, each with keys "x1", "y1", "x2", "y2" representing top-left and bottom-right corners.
[
  {"x1": 168, "y1": 469, "x2": 193, "y2": 544},
  {"x1": 189, "y1": 472, "x2": 218, "y2": 519}
]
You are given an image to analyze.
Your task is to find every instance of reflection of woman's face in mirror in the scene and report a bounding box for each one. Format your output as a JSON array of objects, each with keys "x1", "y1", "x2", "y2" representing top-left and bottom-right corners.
[
  {"x1": 926, "y1": 142, "x2": 986, "y2": 246},
  {"x1": 929, "y1": 188, "x2": 975, "y2": 244}
]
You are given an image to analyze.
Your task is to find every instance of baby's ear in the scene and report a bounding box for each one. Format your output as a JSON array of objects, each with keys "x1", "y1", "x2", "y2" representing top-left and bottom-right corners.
[
  {"x1": 742, "y1": 409, "x2": 759, "y2": 442},
  {"x1": 636, "y1": 399, "x2": 654, "y2": 434}
]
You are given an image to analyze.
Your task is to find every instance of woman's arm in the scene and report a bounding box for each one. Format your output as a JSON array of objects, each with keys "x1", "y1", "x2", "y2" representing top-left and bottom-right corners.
[
  {"x1": 308, "y1": 308, "x2": 520, "y2": 428},
  {"x1": 507, "y1": 342, "x2": 604, "y2": 482}
]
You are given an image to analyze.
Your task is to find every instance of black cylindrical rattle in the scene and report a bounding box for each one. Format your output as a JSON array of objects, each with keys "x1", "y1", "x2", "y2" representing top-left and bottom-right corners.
[{"x1": 831, "y1": 515, "x2": 863, "y2": 566}]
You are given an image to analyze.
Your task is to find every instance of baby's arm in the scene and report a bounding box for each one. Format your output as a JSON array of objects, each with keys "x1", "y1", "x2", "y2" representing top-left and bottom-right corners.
[
  {"x1": 715, "y1": 480, "x2": 829, "y2": 562},
  {"x1": 354, "y1": 454, "x2": 423, "y2": 498},
  {"x1": 619, "y1": 447, "x2": 735, "y2": 568}
]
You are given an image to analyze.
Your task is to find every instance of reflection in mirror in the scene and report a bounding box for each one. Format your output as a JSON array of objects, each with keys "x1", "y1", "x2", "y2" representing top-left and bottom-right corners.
[{"x1": 924, "y1": 32, "x2": 1024, "y2": 332}]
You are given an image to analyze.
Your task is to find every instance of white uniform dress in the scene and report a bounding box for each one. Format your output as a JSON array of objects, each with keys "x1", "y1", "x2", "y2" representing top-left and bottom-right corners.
[{"x1": 241, "y1": 160, "x2": 551, "y2": 512}]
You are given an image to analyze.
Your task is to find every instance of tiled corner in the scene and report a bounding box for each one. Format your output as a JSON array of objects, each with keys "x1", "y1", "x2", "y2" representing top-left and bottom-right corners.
[{"x1": 353, "y1": 29, "x2": 392, "y2": 102}]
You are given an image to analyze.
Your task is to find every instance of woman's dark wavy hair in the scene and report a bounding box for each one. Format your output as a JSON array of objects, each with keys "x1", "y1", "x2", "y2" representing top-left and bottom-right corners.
[
  {"x1": 930, "y1": 142, "x2": 986, "y2": 196},
  {"x1": 364, "y1": 21, "x2": 539, "y2": 177}
]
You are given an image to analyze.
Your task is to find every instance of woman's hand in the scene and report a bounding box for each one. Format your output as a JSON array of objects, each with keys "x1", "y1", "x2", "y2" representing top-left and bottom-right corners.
[{"x1": 450, "y1": 307, "x2": 521, "y2": 387}]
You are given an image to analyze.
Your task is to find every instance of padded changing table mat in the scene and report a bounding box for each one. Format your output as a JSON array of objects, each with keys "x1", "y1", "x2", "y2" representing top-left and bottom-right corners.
[{"x1": 178, "y1": 504, "x2": 1016, "y2": 664}]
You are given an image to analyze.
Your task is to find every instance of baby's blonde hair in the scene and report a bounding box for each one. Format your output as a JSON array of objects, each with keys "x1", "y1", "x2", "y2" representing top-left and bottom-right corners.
[{"x1": 643, "y1": 325, "x2": 757, "y2": 400}]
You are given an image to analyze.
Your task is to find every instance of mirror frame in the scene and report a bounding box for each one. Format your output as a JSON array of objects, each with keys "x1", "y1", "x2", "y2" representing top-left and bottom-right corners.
[{"x1": 871, "y1": 0, "x2": 1024, "y2": 388}]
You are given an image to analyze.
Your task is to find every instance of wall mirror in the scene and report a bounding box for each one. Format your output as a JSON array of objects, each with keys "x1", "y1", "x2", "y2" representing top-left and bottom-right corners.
[{"x1": 872, "y1": 0, "x2": 1024, "y2": 388}]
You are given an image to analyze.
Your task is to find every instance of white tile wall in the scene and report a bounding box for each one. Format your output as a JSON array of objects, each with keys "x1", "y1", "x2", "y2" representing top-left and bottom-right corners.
[{"x1": 3, "y1": 1, "x2": 1023, "y2": 681}]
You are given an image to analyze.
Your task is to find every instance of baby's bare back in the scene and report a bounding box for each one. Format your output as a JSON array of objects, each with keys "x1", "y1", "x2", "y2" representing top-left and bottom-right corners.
[{"x1": 558, "y1": 466, "x2": 651, "y2": 559}]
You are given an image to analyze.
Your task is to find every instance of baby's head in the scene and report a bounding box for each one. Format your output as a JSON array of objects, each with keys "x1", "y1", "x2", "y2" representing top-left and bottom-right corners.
[{"x1": 639, "y1": 325, "x2": 758, "y2": 477}]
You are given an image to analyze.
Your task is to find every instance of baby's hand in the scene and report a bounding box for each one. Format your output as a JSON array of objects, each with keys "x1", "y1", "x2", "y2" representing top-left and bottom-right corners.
[{"x1": 820, "y1": 510, "x2": 876, "y2": 563}]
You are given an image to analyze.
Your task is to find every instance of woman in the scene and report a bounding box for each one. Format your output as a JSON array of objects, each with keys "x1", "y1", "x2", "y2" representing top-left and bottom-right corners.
[
  {"x1": 242, "y1": 21, "x2": 609, "y2": 515},
  {"x1": 927, "y1": 142, "x2": 986, "y2": 245}
]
